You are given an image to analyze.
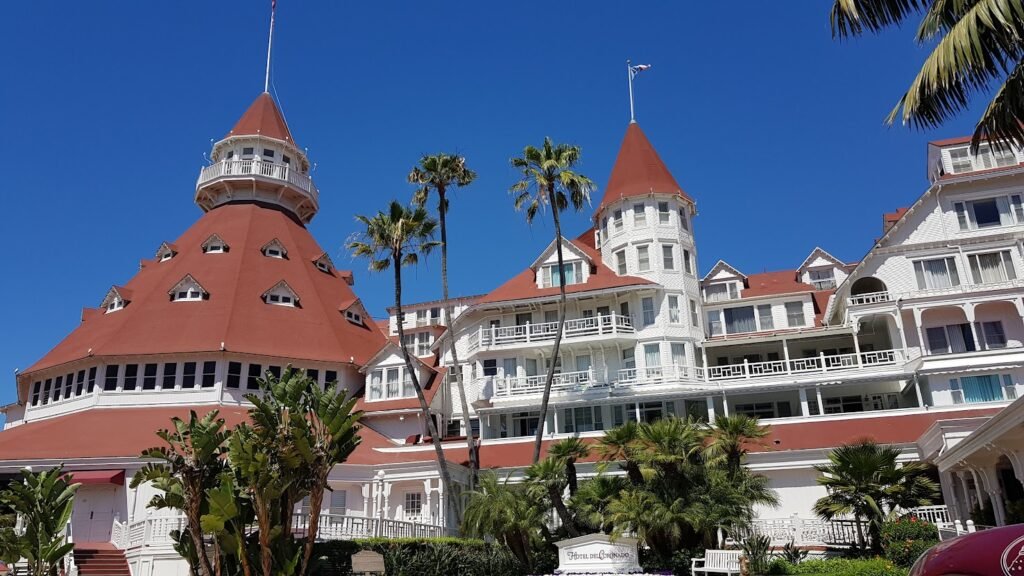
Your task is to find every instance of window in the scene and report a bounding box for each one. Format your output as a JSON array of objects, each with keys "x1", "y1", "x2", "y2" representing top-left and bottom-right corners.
[
  {"x1": 644, "y1": 343, "x2": 661, "y2": 371},
  {"x1": 662, "y1": 245, "x2": 675, "y2": 270},
  {"x1": 809, "y1": 268, "x2": 836, "y2": 290},
  {"x1": 325, "y1": 370, "x2": 337, "y2": 386},
  {"x1": 202, "y1": 361, "x2": 217, "y2": 388},
  {"x1": 735, "y1": 402, "x2": 778, "y2": 419},
  {"x1": 613, "y1": 209, "x2": 623, "y2": 231},
  {"x1": 641, "y1": 297, "x2": 656, "y2": 326},
  {"x1": 563, "y1": 406, "x2": 604, "y2": 433},
  {"x1": 402, "y1": 372, "x2": 415, "y2": 397},
  {"x1": 369, "y1": 370, "x2": 383, "y2": 400},
  {"x1": 223, "y1": 362, "x2": 242, "y2": 389},
  {"x1": 785, "y1": 302, "x2": 806, "y2": 327},
  {"x1": 415, "y1": 333, "x2": 431, "y2": 356},
  {"x1": 182, "y1": 362, "x2": 197, "y2": 389},
  {"x1": 757, "y1": 304, "x2": 774, "y2": 330},
  {"x1": 345, "y1": 310, "x2": 363, "y2": 325},
  {"x1": 106, "y1": 296, "x2": 124, "y2": 313},
  {"x1": 31, "y1": 381, "x2": 40, "y2": 406},
  {"x1": 926, "y1": 324, "x2": 977, "y2": 355},
  {"x1": 679, "y1": 208, "x2": 689, "y2": 231},
  {"x1": 541, "y1": 261, "x2": 584, "y2": 288},
  {"x1": 707, "y1": 310, "x2": 723, "y2": 336},
  {"x1": 143, "y1": 363, "x2": 158, "y2": 390},
  {"x1": 615, "y1": 250, "x2": 627, "y2": 275},
  {"x1": 949, "y1": 374, "x2": 1008, "y2": 404},
  {"x1": 948, "y1": 144, "x2": 1016, "y2": 175},
  {"x1": 263, "y1": 240, "x2": 286, "y2": 258},
  {"x1": 104, "y1": 365, "x2": 119, "y2": 391},
  {"x1": 980, "y1": 321, "x2": 1008, "y2": 349},
  {"x1": 446, "y1": 419, "x2": 462, "y2": 437},
  {"x1": 968, "y1": 250, "x2": 1016, "y2": 284},
  {"x1": 267, "y1": 293, "x2": 295, "y2": 306},
  {"x1": 42, "y1": 379, "x2": 51, "y2": 404},
  {"x1": 85, "y1": 367, "x2": 96, "y2": 393},
  {"x1": 683, "y1": 249, "x2": 693, "y2": 274},
  {"x1": 914, "y1": 257, "x2": 961, "y2": 289},
  {"x1": 404, "y1": 493, "x2": 423, "y2": 518},
  {"x1": 671, "y1": 343, "x2": 686, "y2": 367},
  {"x1": 667, "y1": 295, "x2": 681, "y2": 324},
  {"x1": 202, "y1": 235, "x2": 227, "y2": 253},
  {"x1": 724, "y1": 306, "x2": 756, "y2": 334},
  {"x1": 483, "y1": 359, "x2": 498, "y2": 377},
  {"x1": 704, "y1": 282, "x2": 738, "y2": 302},
  {"x1": 163, "y1": 363, "x2": 177, "y2": 389},
  {"x1": 512, "y1": 412, "x2": 540, "y2": 436},
  {"x1": 51, "y1": 377, "x2": 62, "y2": 402},
  {"x1": 75, "y1": 370, "x2": 85, "y2": 395},
  {"x1": 262, "y1": 148, "x2": 275, "y2": 159},
  {"x1": 283, "y1": 154, "x2": 292, "y2": 166},
  {"x1": 622, "y1": 348, "x2": 636, "y2": 370},
  {"x1": 242, "y1": 147, "x2": 255, "y2": 157},
  {"x1": 658, "y1": 201, "x2": 670, "y2": 224},
  {"x1": 954, "y1": 196, "x2": 1022, "y2": 230},
  {"x1": 329, "y1": 490, "x2": 346, "y2": 515},
  {"x1": 386, "y1": 368, "x2": 399, "y2": 398},
  {"x1": 690, "y1": 299, "x2": 700, "y2": 327},
  {"x1": 633, "y1": 203, "x2": 646, "y2": 226},
  {"x1": 63, "y1": 374, "x2": 73, "y2": 399},
  {"x1": 637, "y1": 245, "x2": 650, "y2": 272},
  {"x1": 268, "y1": 366, "x2": 282, "y2": 379}
]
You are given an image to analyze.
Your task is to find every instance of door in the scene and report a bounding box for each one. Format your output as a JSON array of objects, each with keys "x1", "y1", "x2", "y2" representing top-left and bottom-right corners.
[{"x1": 71, "y1": 486, "x2": 118, "y2": 542}]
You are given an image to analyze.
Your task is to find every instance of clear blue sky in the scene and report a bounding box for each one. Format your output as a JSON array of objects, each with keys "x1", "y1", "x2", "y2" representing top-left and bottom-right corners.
[{"x1": 0, "y1": 2, "x2": 989, "y2": 414}]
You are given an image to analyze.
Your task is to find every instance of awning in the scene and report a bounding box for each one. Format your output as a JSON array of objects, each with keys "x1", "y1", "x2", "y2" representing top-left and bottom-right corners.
[
  {"x1": 64, "y1": 469, "x2": 125, "y2": 486},
  {"x1": 921, "y1": 364, "x2": 1022, "y2": 376}
]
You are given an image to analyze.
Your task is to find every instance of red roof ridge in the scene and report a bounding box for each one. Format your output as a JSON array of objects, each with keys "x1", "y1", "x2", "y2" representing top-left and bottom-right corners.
[
  {"x1": 227, "y1": 93, "x2": 295, "y2": 145},
  {"x1": 595, "y1": 122, "x2": 692, "y2": 214}
]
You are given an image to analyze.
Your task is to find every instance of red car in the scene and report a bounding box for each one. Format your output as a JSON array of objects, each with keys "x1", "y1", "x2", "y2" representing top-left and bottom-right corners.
[{"x1": 910, "y1": 524, "x2": 1024, "y2": 575}]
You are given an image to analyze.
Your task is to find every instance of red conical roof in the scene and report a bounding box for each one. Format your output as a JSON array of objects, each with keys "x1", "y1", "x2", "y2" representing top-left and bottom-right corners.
[
  {"x1": 595, "y1": 122, "x2": 691, "y2": 213},
  {"x1": 25, "y1": 203, "x2": 383, "y2": 374},
  {"x1": 227, "y1": 92, "x2": 295, "y2": 144}
]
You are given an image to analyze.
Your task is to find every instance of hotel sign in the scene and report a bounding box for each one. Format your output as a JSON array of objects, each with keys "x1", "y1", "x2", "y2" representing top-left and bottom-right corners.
[{"x1": 554, "y1": 533, "x2": 642, "y2": 574}]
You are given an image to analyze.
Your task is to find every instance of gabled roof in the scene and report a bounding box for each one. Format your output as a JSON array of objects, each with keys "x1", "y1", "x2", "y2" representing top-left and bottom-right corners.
[
  {"x1": 476, "y1": 229, "x2": 654, "y2": 306},
  {"x1": 528, "y1": 237, "x2": 592, "y2": 269},
  {"x1": 261, "y1": 238, "x2": 288, "y2": 257},
  {"x1": 798, "y1": 247, "x2": 844, "y2": 271},
  {"x1": 355, "y1": 366, "x2": 448, "y2": 415},
  {"x1": 227, "y1": 92, "x2": 295, "y2": 145},
  {"x1": 168, "y1": 274, "x2": 207, "y2": 297},
  {"x1": 262, "y1": 280, "x2": 299, "y2": 303},
  {"x1": 99, "y1": 286, "x2": 131, "y2": 309},
  {"x1": 701, "y1": 260, "x2": 746, "y2": 282},
  {"x1": 201, "y1": 233, "x2": 229, "y2": 251},
  {"x1": 312, "y1": 252, "x2": 334, "y2": 272},
  {"x1": 595, "y1": 122, "x2": 692, "y2": 214},
  {"x1": 155, "y1": 242, "x2": 177, "y2": 260},
  {"x1": 741, "y1": 270, "x2": 816, "y2": 298}
]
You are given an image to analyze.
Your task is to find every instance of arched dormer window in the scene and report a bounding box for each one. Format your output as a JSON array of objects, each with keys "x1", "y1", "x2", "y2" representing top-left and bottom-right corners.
[
  {"x1": 100, "y1": 286, "x2": 131, "y2": 313},
  {"x1": 156, "y1": 242, "x2": 178, "y2": 262},
  {"x1": 313, "y1": 253, "x2": 334, "y2": 274},
  {"x1": 262, "y1": 239, "x2": 287, "y2": 259},
  {"x1": 169, "y1": 275, "x2": 207, "y2": 302},
  {"x1": 263, "y1": 280, "x2": 299, "y2": 307},
  {"x1": 201, "y1": 233, "x2": 229, "y2": 254}
]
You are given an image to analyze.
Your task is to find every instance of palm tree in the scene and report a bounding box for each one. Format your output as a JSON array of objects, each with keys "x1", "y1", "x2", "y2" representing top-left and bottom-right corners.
[
  {"x1": 408, "y1": 153, "x2": 479, "y2": 487},
  {"x1": 348, "y1": 201, "x2": 457, "y2": 521},
  {"x1": 605, "y1": 488, "x2": 682, "y2": 559},
  {"x1": 596, "y1": 421, "x2": 644, "y2": 485},
  {"x1": 570, "y1": 475, "x2": 628, "y2": 534},
  {"x1": 510, "y1": 138, "x2": 595, "y2": 463},
  {"x1": 525, "y1": 456, "x2": 580, "y2": 537},
  {"x1": 463, "y1": 472, "x2": 545, "y2": 571},
  {"x1": 706, "y1": 414, "x2": 770, "y2": 477},
  {"x1": 547, "y1": 436, "x2": 591, "y2": 496},
  {"x1": 813, "y1": 440, "x2": 938, "y2": 551},
  {"x1": 829, "y1": 0, "x2": 1024, "y2": 150},
  {"x1": 0, "y1": 466, "x2": 80, "y2": 576},
  {"x1": 133, "y1": 410, "x2": 229, "y2": 576}
]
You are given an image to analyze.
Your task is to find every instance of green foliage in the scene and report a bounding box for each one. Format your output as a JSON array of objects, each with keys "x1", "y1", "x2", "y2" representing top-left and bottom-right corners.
[
  {"x1": 461, "y1": 473, "x2": 546, "y2": 572},
  {"x1": 312, "y1": 538, "x2": 524, "y2": 576},
  {"x1": 880, "y1": 517, "x2": 937, "y2": 567},
  {"x1": 781, "y1": 539, "x2": 809, "y2": 564},
  {"x1": 970, "y1": 501, "x2": 996, "y2": 526},
  {"x1": 0, "y1": 465, "x2": 79, "y2": 576},
  {"x1": 743, "y1": 534, "x2": 773, "y2": 575},
  {"x1": 772, "y1": 556, "x2": 907, "y2": 576}
]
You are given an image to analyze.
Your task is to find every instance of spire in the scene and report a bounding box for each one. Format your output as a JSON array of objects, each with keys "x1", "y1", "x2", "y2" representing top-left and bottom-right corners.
[
  {"x1": 595, "y1": 122, "x2": 691, "y2": 214},
  {"x1": 227, "y1": 93, "x2": 295, "y2": 144}
]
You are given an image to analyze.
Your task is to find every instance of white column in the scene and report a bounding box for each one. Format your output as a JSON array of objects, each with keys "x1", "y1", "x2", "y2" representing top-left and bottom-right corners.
[
  {"x1": 912, "y1": 308, "x2": 925, "y2": 356},
  {"x1": 978, "y1": 466, "x2": 1007, "y2": 526},
  {"x1": 816, "y1": 386, "x2": 824, "y2": 416},
  {"x1": 782, "y1": 339, "x2": 792, "y2": 374},
  {"x1": 913, "y1": 377, "x2": 925, "y2": 408},
  {"x1": 634, "y1": 401, "x2": 642, "y2": 422},
  {"x1": 701, "y1": 346, "x2": 710, "y2": 382},
  {"x1": 706, "y1": 396, "x2": 716, "y2": 421},
  {"x1": 963, "y1": 304, "x2": 980, "y2": 350},
  {"x1": 798, "y1": 388, "x2": 810, "y2": 417},
  {"x1": 722, "y1": 393, "x2": 730, "y2": 417},
  {"x1": 852, "y1": 321, "x2": 863, "y2": 367},
  {"x1": 361, "y1": 483, "x2": 372, "y2": 519},
  {"x1": 893, "y1": 311, "x2": 910, "y2": 356},
  {"x1": 939, "y1": 470, "x2": 960, "y2": 522}
]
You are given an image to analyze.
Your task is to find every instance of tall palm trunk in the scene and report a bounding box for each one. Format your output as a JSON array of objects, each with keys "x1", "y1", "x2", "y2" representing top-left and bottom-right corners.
[
  {"x1": 393, "y1": 253, "x2": 456, "y2": 525},
  {"x1": 549, "y1": 485, "x2": 580, "y2": 537},
  {"x1": 438, "y1": 187, "x2": 478, "y2": 488},
  {"x1": 186, "y1": 481, "x2": 214, "y2": 576},
  {"x1": 532, "y1": 182, "x2": 568, "y2": 464}
]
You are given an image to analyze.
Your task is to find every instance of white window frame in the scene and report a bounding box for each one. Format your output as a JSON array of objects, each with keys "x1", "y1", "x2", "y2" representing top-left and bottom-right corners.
[
  {"x1": 657, "y1": 201, "x2": 671, "y2": 225},
  {"x1": 967, "y1": 249, "x2": 1017, "y2": 284},
  {"x1": 613, "y1": 209, "x2": 623, "y2": 232},
  {"x1": 683, "y1": 249, "x2": 693, "y2": 275},
  {"x1": 662, "y1": 244, "x2": 675, "y2": 271},
  {"x1": 633, "y1": 203, "x2": 646, "y2": 227},
  {"x1": 641, "y1": 297, "x2": 656, "y2": 326},
  {"x1": 953, "y1": 194, "x2": 1024, "y2": 230},
  {"x1": 403, "y1": 492, "x2": 423, "y2": 519},
  {"x1": 689, "y1": 299, "x2": 700, "y2": 327},
  {"x1": 808, "y1": 268, "x2": 836, "y2": 290},
  {"x1": 667, "y1": 295, "x2": 681, "y2": 324},
  {"x1": 913, "y1": 256, "x2": 961, "y2": 290},
  {"x1": 636, "y1": 245, "x2": 651, "y2": 272},
  {"x1": 173, "y1": 287, "x2": 204, "y2": 302},
  {"x1": 785, "y1": 301, "x2": 806, "y2": 327},
  {"x1": 757, "y1": 304, "x2": 774, "y2": 331},
  {"x1": 615, "y1": 250, "x2": 627, "y2": 275}
]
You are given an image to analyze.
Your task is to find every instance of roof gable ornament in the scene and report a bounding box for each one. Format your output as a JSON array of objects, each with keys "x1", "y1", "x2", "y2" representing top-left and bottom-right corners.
[
  {"x1": 701, "y1": 260, "x2": 746, "y2": 283},
  {"x1": 100, "y1": 286, "x2": 131, "y2": 313},
  {"x1": 262, "y1": 280, "x2": 300, "y2": 307},
  {"x1": 201, "y1": 233, "x2": 229, "y2": 253},
  {"x1": 168, "y1": 274, "x2": 208, "y2": 302},
  {"x1": 261, "y1": 238, "x2": 288, "y2": 259},
  {"x1": 798, "y1": 247, "x2": 845, "y2": 272},
  {"x1": 529, "y1": 237, "x2": 592, "y2": 270},
  {"x1": 312, "y1": 252, "x2": 334, "y2": 273},
  {"x1": 155, "y1": 242, "x2": 178, "y2": 262}
]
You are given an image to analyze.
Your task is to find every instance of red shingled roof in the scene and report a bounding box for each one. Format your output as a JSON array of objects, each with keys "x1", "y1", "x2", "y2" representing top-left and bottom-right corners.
[
  {"x1": 26, "y1": 202, "x2": 385, "y2": 375},
  {"x1": 883, "y1": 207, "x2": 909, "y2": 225},
  {"x1": 741, "y1": 270, "x2": 816, "y2": 298},
  {"x1": 227, "y1": 93, "x2": 295, "y2": 144},
  {"x1": 595, "y1": 122, "x2": 692, "y2": 214},
  {"x1": 476, "y1": 230, "x2": 654, "y2": 305}
]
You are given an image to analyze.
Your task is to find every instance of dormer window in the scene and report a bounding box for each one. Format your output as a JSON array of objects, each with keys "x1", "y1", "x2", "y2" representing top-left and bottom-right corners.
[
  {"x1": 156, "y1": 242, "x2": 177, "y2": 262},
  {"x1": 201, "y1": 234, "x2": 229, "y2": 254},
  {"x1": 263, "y1": 281, "x2": 299, "y2": 307},
  {"x1": 541, "y1": 261, "x2": 584, "y2": 288},
  {"x1": 947, "y1": 144, "x2": 1017, "y2": 175},
  {"x1": 345, "y1": 310, "x2": 363, "y2": 325},
  {"x1": 313, "y1": 253, "x2": 334, "y2": 274},
  {"x1": 169, "y1": 275, "x2": 207, "y2": 302},
  {"x1": 107, "y1": 298, "x2": 124, "y2": 312},
  {"x1": 705, "y1": 282, "x2": 739, "y2": 302},
  {"x1": 262, "y1": 239, "x2": 287, "y2": 259},
  {"x1": 808, "y1": 268, "x2": 836, "y2": 290},
  {"x1": 100, "y1": 286, "x2": 130, "y2": 314}
]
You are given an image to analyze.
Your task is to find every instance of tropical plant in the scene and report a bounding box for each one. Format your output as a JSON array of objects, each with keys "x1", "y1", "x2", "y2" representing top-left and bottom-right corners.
[
  {"x1": 570, "y1": 475, "x2": 628, "y2": 534},
  {"x1": 348, "y1": 200, "x2": 454, "y2": 519},
  {"x1": 462, "y1": 473, "x2": 546, "y2": 572},
  {"x1": 742, "y1": 533, "x2": 773, "y2": 576},
  {"x1": 829, "y1": 0, "x2": 1024, "y2": 150},
  {"x1": 707, "y1": 414, "x2": 770, "y2": 477},
  {"x1": 509, "y1": 138, "x2": 595, "y2": 463},
  {"x1": 133, "y1": 410, "x2": 230, "y2": 576},
  {"x1": 813, "y1": 441, "x2": 939, "y2": 552},
  {"x1": 880, "y1": 517, "x2": 937, "y2": 567},
  {"x1": 547, "y1": 436, "x2": 591, "y2": 496},
  {"x1": 781, "y1": 539, "x2": 809, "y2": 564},
  {"x1": 595, "y1": 420, "x2": 644, "y2": 485},
  {"x1": 409, "y1": 153, "x2": 479, "y2": 488},
  {"x1": 525, "y1": 457, "x2": 579, "y2": 537},
  {"x1": 0, "y1": 466, "x2": 79, "y2": 576}
]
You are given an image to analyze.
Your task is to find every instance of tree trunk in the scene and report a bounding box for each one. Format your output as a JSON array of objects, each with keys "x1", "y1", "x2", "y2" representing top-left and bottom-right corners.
[
  {"x1": 394, "y1": 253, "x2": 456, "y2": 529},
  {"x1": 300, "y1": 478, "x2": 326, "y2": 576},
  {"x1": 533, "y1": 183, "x2": 568, "y2": 464},
  {"x1": 438, "y1": 187, "x2": 478, "y2": 491},
  {"x1": 187, "y1": 482, "x2": 214, "y2": 576},
  {"x1": 254, "y1": 494, "x2": 272, "y2": 576},
  {"x1": 565, "y1": 460, "x2": 578, "y2": 497},
  {"x1": 550, "y1": 486, "x2": 579, "y2": 537}
]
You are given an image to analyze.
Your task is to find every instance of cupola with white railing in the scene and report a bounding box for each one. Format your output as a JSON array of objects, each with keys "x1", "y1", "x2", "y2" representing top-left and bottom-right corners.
[{"x1": 195, "y1": 93, "x2": 319, "y2": 223}]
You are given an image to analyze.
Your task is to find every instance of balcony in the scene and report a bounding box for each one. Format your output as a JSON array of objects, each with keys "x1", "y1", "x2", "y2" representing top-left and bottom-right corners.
[
  {"x1": 616, "y1": 365, "x2": 705, "y2": 387},
  {"x1": 197, "y1": 159, "x2": 320, "y2": 202},
  {"x1": 492, "y1": 369, "x2": 605, "y2": 397},
  {"x1": 847, "y1": 278, "x2": 1024, "y2": 307},
  {"x1": 706, "y1": 349, "x2": 905, "y2": 383},
  {"x1": 468, "y1": 314, "x2": 634, "y2": 353}
]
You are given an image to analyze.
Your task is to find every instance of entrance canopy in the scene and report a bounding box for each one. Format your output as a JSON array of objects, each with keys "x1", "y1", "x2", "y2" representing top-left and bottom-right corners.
[{"x1": 65, "y1": 469, "x2": 125, "y2": 486}]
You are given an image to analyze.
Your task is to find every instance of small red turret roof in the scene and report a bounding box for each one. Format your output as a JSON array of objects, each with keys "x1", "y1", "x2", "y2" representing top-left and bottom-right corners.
[
  {"x1": 227, "y1": 92, "x2": 295, "y2": 144},
  {"x1": 595, "y1": 122, "x2": 692, "y2": 214}
]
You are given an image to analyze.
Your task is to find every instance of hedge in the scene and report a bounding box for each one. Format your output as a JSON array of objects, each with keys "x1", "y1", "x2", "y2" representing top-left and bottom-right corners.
[
  {"x1": 766, "y1": 557, "x2": 908, "y2": 576},
  {"x1": 312, "y1": 537, "x2": 526, "y2": 576}
]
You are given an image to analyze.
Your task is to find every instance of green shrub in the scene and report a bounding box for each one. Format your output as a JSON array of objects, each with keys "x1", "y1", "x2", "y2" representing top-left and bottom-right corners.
[
  {"x1": 639, "y1": 545, "x2": 700, "y2": 575},
  {"x1": 313, "y1": 537, "x2": 524, "y2": 576},
  {"x1": 788, "y1": 557, "x2": 907, "y2": 576},
  {"x1": 880, "y1": 518, "x2": 938, "y2": 567},
  {"x1": 768, "y1": 558, "x2": 796, "y2": 575}
]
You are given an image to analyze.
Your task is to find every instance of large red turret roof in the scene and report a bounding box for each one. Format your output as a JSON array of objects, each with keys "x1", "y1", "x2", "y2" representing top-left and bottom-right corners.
[
  {"x1": 227, "y1": 92, "x2": 295, "y2": 144},
  {"x1": 595, "y1": 122, "x2": 691, "y2": 214},
  {"x1": 25, "y1": 202, "x2": 384, "y2": 375}
]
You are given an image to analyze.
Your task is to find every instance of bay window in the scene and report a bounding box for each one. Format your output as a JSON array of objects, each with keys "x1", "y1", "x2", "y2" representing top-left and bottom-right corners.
[
  {"x1": 615, "y1": 250, "x2": 627, "y2": 275},
  {"x1": 670, "y1": 343, "x2": 686, "y2": 367},
  {"x1": 642, "y1": 297, "x2": 656, "y2": 326},
  {"x1": 690, "y1": 299, "x2": 700, "y2": 327}
]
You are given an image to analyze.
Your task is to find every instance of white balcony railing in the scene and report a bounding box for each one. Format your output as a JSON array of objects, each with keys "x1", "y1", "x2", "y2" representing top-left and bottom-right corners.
[
  {"x1": 492, "y1": 369, "x2": 602, "y2": 397},
  {"x1": 847, "y1": 278, "x2": 1024, "y2": 306},
  {"x1": 615, "y1": 365, "x2": 701, "y2": 386},
  {"x1": 705, "y1": 349, "x2": 903, "y2": 382},
  {"x1": 197, "y1": 159, "x2": 319, "y2": 202},
  {"x1": 468, "y1": 314, "x2": 634, "y2": 352}
]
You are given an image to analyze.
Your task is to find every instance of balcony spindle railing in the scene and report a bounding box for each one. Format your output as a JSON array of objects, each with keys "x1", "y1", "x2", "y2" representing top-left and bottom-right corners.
[
  {"x1": 473, "y1": 313, "x2": 634, "y2": 351},
  {"x1": 197, "y1": 159, "x2": 319, "y2": 202}
]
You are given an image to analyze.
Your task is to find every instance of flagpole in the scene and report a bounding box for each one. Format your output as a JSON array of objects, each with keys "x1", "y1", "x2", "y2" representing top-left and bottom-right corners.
[
  {"x1": 627, "y1": 59, "x2": 635, "y2": 123},
  {"x1": 263, "y1": 0, "x2": 276, "y2": 93}
]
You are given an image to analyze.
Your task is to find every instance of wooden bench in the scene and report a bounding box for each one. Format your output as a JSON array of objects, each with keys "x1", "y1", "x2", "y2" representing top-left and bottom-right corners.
[{"x1": 691, "y1": 550, "x2": 742, "y2": 576}]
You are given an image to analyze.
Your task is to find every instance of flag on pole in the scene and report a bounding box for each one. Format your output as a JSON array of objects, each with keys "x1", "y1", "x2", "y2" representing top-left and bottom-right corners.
[{"x1": 629, "y1": 64, "x2": 652, "y2": 79}]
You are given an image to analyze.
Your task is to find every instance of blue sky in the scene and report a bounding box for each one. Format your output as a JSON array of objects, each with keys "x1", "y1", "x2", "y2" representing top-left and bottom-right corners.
[{"x1": 0, "y1": 2, "x2": 989, "y2": 413}]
